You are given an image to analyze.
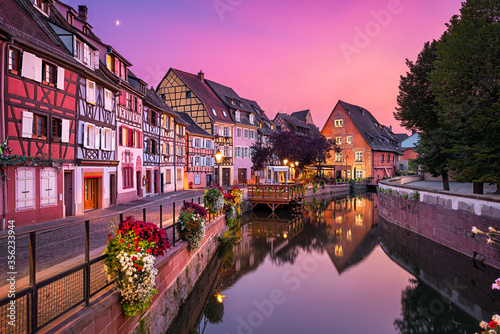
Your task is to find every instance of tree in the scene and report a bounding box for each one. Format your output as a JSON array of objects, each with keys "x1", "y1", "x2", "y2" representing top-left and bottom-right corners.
[
  {"x1": 430, "y1": 0, "x2": 500, "y2": 194},
  {"x1": 250, "y1": 141, "x2": 273, "y2": 182},
  {"x1": 394, "y1": 40, "x2": 452, "y2": 190}
]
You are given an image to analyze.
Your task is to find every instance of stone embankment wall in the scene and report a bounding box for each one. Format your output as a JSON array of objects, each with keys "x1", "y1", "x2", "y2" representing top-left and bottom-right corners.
[
  {"x1": 378, "y1": 178, "x2": 500, "y2": 270},
  {"x1": 304, "y1": 183, "x2": 350, "y2": 197},
  {"x1": 44, "y1": 215, "x2": 227, "y2": 334}
]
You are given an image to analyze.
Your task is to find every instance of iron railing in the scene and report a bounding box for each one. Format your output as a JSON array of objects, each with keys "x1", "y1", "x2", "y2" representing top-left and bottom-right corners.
[{"x1": 0, "y1": 195, "x2": 224, "y2": 334}]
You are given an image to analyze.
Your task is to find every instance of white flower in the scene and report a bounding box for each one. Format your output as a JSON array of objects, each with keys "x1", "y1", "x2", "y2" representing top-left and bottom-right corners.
[
  {"x1": 493, "y1": 314, "x2": 500, "y2": 323},
  {"x1": 480, "y1": 321, "x2": 488, "y2": 329},
  {"x1": 471, "y1": 226, "x2": 479, "y2": 234}
]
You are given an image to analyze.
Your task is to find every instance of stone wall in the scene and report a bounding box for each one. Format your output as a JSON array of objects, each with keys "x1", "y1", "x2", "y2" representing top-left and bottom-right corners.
[
  {"x1": 304, "y1": 184, "x2": 350, "y2": 197},
  {"x1": 378, "y1": 192, "x2": 500, "y2": 270},
  {"x1": 43, "y1": 214, "x2": 227, "y2": 334}
]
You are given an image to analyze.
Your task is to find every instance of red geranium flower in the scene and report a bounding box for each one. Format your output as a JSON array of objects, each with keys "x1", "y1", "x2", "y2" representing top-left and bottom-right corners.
[{"x1": 489, "y1": 321, "x2": 498, "y2": 329}]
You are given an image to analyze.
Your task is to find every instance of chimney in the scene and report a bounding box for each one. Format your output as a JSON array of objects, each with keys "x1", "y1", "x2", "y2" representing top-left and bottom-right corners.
[
  {"x1": 389, "y1": 125, "x2": 392, "y2": 132},
  {"x1": 198, "y1": 70, "x2": 204, "y2": 82},
  {"x1": 78, "y1": 5, "x2": 88, "y2": 23},
  {"x1": 411, "y1": 129, "x2": 416, "y2": 135}
]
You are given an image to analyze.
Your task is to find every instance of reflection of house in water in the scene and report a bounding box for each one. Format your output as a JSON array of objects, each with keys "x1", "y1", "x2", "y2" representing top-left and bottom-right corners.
[{"x1": 322, "y1": 194, "x2": 379, "y2": 274}]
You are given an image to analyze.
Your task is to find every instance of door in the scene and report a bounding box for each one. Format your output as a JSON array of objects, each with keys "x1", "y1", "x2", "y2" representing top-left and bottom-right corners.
[
  {"x1": 64, "y1": 171, "x2": 73, "y2": 216},
  {"x1": 160, "y1": 173, "x2": 164, "y2": 193},
  {"x1": 110, "y1": 174, "x2": 116, "y2": 205},
  {"x1": 84, "y1": 178, "x2": 98, "y2": 211},
  {"x1": 238, "y1": 168, "x2": 247, "y2": 185},
  {"x1": 206, "y1": 174, "x2": 212, "y2": 187},
  {"x1": 154, "y1": 171, "x2": 158, "y2": 194},
  {"x1": 136, "y1": 171, "x2": 141, "y2": 197},
  {"x1": 222, "y1": 168, "x2": 230, "y2": 186}
]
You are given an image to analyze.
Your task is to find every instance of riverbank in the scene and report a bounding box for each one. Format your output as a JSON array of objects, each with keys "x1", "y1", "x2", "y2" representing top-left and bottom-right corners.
[{"x1": 378, "y1": 177, "x2": 500, "y2": 270}]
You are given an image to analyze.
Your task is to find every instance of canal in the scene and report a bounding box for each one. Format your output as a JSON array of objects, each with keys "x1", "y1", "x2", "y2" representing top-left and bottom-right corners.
[{"x1": 166, "y1": 193, "x2": 500, "y2": 334}]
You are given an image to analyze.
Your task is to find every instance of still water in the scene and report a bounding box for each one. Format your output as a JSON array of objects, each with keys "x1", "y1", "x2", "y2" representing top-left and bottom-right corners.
[{"x1": 167, "y1": 193, "x2": 500, "y2": 334}]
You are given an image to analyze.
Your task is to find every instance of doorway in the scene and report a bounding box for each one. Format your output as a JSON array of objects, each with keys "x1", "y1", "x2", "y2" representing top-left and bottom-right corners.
[
  {"x1": 160, "y1": 173, "x2": 164, "y2": 193},
  {"x1": 64, "y1": 171, "x2": 73, "y2": 216},
  {"x1": 136, "y1": 171, "x2": 141, "y2": 197},
  {"x1": 110, "y1": 174, "x2": 116, "y2": 205},
  {"x1": 238, "y1": 168, "x2": 247, "y2": 185},
  {"x1": 154, "y1": 171, "x2": 158, "y2": 194},
  {"x1": 222, "y1": 168, "x2": 230, "y2": 186},
  {"x1": 84, "y1": 177, "x2": 98, "y2": 211}
]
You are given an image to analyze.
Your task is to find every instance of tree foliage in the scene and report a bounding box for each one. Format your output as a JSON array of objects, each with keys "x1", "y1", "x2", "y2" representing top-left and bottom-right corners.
[{"x1": 431, "y1": 0, "x2": 500, "y2": 184}]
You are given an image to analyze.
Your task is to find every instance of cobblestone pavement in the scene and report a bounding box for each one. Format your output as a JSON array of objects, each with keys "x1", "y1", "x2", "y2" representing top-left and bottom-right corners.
[{"x1": 0, "y1": 189, "x2": 208, "y2": 293}]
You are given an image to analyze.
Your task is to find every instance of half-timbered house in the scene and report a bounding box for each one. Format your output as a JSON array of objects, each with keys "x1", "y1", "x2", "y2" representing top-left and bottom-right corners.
[
  {"x1": 273, "y1": 109, "x2": 320, "y2": 137},
  {"x1": 157, "y1": 69, "x2": 234, "y2": 186},
  {"x1": 49, "y1": 1, "x2": 121, "y2": 214},
  {"x1": 0, "y1": 0, "x2": 79, "y2": 225},
  {"x1": 142, "y1": 87, "x2": 186, "y2": 195},
  {"x1": 178, "y1": 113, "x2": 214, "y2": 189}
]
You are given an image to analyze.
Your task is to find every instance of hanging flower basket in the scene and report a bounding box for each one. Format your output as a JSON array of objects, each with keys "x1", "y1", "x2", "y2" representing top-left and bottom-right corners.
[
  {"x1": 103, "y1": 217, "x2": 170, "y2": 317},
  {"x1": 177, "y1": 202, "x2": 207, "y2": 250},
  {"x1": 203, "y1": 186, "x2": 224, "y2": 213}
]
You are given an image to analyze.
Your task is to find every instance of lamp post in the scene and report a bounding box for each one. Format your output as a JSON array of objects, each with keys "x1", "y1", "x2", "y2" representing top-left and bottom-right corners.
[
  {"x1": 283, "y1": 158, "x2": 288, "y2": 184},
  {"x1": 215, "y1": 150, "x2": 223, "y2": 186}
]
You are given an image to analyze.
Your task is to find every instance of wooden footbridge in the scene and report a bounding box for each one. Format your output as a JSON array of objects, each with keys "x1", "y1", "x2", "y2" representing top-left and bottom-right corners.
[{"x1": 247, "y1": 183, "x2": 306, "y2": 212}]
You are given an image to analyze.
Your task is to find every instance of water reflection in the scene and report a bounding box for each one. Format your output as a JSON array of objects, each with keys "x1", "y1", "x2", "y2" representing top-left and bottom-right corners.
[{"x1": 166, "y1": 193, "x2": 498, "y2": 334}]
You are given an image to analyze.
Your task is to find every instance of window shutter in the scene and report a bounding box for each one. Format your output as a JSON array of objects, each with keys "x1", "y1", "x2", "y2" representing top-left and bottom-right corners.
[
  {"x1": 21, "y1": 52, "x2": 39, "y2": 82},
  {"x1": 86, "y1": 80, "x2": 96, "y2": 104},
  {"x1": 57, "y1": 67, "x2": 65, "y2": 90},
  {"x1": 61, "y1": 119, "x2": 70, "y2": 143},
  {"x1": 114, "y1": 57, "x2": 120, "y2": 76},
  {"x1": 17, "y1": 168, "x2": 35, "y2": 209},
  {"x1": 104, "y1": 89, "x2": 112, "y2": 111},
  {"x1": 169, "y1": 144, "x2": 173, "y2": 155},
  {"x1": 94, "y1": 50, "x2": 100, "y2": 70},
  {"x1": 128, "y1": 128, "x2": 133, "y2": 147},
  {"x1": 40, "y1": 169, "x2": 57, "y2": 206},
  {"x1": 137, "y1": 98, "x2": 142, "y2": 113},
  {"x1": 94, "y1": 127, "x2": 100, "y2": 149},
  {"x1": 138, "y1": 131, "x2": 143, "y2": 148},
  {"x1": 111, "y1": 130, "x2": 115, "y2": 151},
  {"x1": 101, "y1": 127, "x2": 106, "y2": 150},
  {"x1": 211, "y1": 157, "x2": 215, "y2": 167},
  {"x1": 21, "y1": 111, "x2": 34, "y2": 138},
  {"x1": 120, "y1": 92, "x2": 126, "y2": 106}
]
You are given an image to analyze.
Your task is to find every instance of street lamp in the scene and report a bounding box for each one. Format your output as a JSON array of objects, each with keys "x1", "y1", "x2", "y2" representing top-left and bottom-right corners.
[
  {"x1": 283, "y1": 158, "x2": 288, "y2": 166},
  {"x1": 215, "y1": 150, "x2": 223, "y2": 186}
]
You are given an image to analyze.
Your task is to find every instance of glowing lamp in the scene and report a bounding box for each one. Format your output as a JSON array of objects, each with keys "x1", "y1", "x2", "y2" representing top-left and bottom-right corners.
[
  {"x1": 215, "y1": 150, "x2": 223, "y2": 163},
  {"x1": 283, "y1": 159, "x2": 288, "y2": 166},
  {"x1": 283, "y1": 233, "x2": 288, "y2": 239},
  {"x1": 216, "y1": 293, "x2": 225, "y2": 303}
]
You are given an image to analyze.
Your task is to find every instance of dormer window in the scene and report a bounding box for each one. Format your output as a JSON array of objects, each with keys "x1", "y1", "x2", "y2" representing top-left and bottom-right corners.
[
  {"x1": 240, "y1": 102, "x2": 243, "y2": 107},
  {"x1": 222, "y1": 110, "x2": 227, "y2": 117},
  {"x1": 235, "y1": 111, "x2": 241, "y2": 122},
  {"x1": 186, "y1": 91, "x2": 191, "y2": 99},
  {"x1": 212, "y1": 108, "x2": 217, "y2": 116},
  {"x1": 34, "y1": 0, "x2": 49, "y2": 15},
  {"x1": 231, "y1": 100, "x2": 235, "y2": 105},
  {"x1": 334, "y1": 119, "x2": 343, "y2": 127},
  {"x1": 67, "y1": 12, "x2": 74, "y2": 25},
  {"x1": 249, "y1": 114, "x2": 255, "y2": 124}
]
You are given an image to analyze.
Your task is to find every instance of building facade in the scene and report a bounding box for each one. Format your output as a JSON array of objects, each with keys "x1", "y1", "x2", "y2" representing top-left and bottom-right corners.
[{"x1": 321, "y1": 100, "x2": 402, "y2": 180}]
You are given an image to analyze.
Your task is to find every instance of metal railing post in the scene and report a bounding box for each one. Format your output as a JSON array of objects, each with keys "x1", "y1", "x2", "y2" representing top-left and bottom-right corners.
[
  {"x1": 191, "y1": 197, "x2": 194, "y2": 203},
  {"x1": 143, "y1": 208, "x2": 146, "y2": 222},
  {"x1": 172, "y1": 202, "x2": 176, "y2": 247},
  {"x1": 119, "y1": 213, "x2": 124, "y2": 223},
  {"x1": 84, "y1": 220, "x2": 90, "y2": 306},
  {"x1": 198, "y1": 197, "x2": 201, "y2": 204},
  {"x1": 29, "y1": 231, "x2": 37, "y2": 333},
  {"x1": 160, "y1": 205, "x2": 163, "y2": 229}
]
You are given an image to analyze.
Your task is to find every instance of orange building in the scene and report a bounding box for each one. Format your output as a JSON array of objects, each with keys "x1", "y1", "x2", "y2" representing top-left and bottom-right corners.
[{"x1": 321, "y1": 100, "x2": 402, "y2": 180}]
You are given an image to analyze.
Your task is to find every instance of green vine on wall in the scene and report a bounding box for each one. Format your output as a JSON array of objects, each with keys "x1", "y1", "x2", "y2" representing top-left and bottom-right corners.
[{"x1": 0, "y1": 141, "x2": 61, "y2": 182}]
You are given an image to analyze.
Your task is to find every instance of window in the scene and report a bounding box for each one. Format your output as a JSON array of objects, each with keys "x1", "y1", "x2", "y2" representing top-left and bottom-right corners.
[
  {"x1": 166, "y1": 169, "x2": 172, "y2": 184},
  {"x1": 334, "y1": 119, "x2": 343, "y2": 127},
  {"x1": 8, "y1": 49, "x2": 20, "y2": 73},
  {"x1": 122, "y1": 166, "x2": 134, "y2": 189},
  {"x1": 223, "y1": 127, "x2": 230, "y2": 137},
  {"x1": 355, "y1": 213, "x2": 363, "y2": 226},
  {"x1": 51, "y1": 118, "x2": 61, "y2": 142},
  {"x1": 346, "y1": 136, "x2": 352, "y2": 144},
  {"x1": 132, "y1": 96, "x2": 137, "y2": 112},
  {"x1": 224, "y1": 146, "x2": 232, "y2": 158},
  {"x1": 177, "y1": 168, "x2": 182, "y2": 181},
  {"x1": 177, "y1": 146, "x2": 183, "y2": 156},
  {"x1": 355, "y1": 151, "x2": 363, "y2": 162},
  {"x1": 100, "y1": 128, "x2": 114, "y2": 151},
  {"x1": 356, "y1": 170, "x2": 363, "y2": 179},
  {"x1": 235, "y1": 111, "x2": 241, "y2": 122},
  {"x1": 106, "y1": 54, "x2": 114, "y2": 73},
  {"x1": 194, "y1": 174, "x2": 201, "y2": 185},
  {"x1": 86, "y1": 80, "x2": 96, "y2": 104},
  {"x1": 32, "y1": 114, "x2": 47, "y2": 139},
  {"x1": 381, "y1": 154, "x2": 384, "y2": 162},
  {"x1": 235, "y1": 146, "x2": 241, "y2": 158},
  {"x1": 249, "y1": 114, "x2": 255, "y2": 124},
  {"x1": 34, "y1": 0, "x2": 49, "y2": 15},
  {"x1": 212, "y1": 108, "x2": 217, "y2": 116},
  {"x1": 336, "y1": 137, "x2": 342, "y2": 145},
  {"x1": 148, "y1": 110, "x2": 158, "y2": 126},
  {"x1": 83, "y1": 123, "x2": 98, "y2": 149},
  {"x1": 16, "y1": 168, "x2": 35, "y2": 210},
  {"x1": 185, "y1": 91, "x2": 191, "y2": 98},
  {"x1": 236, "y1": 128, "x2": 242, "y2": 138},
  {"x1": 42, "y1": 61, "x2": 56, "y2": 86},
  {"x1": 336, "y1": 152, "x2": 342, "y2": 162},
  {"x1": 104, "y1": 89, "x2": 113, "y2": 111},
  {"x1": 244, "y1": 129, "x2": 249, "y2": 139},
  {"x1": 244, "y1": 147, "x2": 250, "y2": 158},
  {"x1": 222, "y1": 110, "x2": 227, "y2": 117},
  {"x1": 40, "y1": 168, "x2": 57, "y2": 207}
]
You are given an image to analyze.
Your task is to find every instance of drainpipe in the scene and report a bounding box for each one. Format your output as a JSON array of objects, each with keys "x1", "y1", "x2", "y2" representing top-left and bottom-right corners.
[
  {"x1": 1, "y1": 36, "x2": 14, "y2": 230},
  {"x1": 173, "y1": 121, "x2": 176, "y2": 192},
  {"x1": 158, "y1": 112, "x2": 161, "y2": 193}
]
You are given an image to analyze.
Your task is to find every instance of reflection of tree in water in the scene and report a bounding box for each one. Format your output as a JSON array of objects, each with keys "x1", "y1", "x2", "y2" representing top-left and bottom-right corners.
[
  {"x1": 394, "y1": 278, "x2": 478, "y2": 334},
  {"x1": 204, "y1": 294, "x2": 224, "y2": 324},
  {"x1": 270, "y1": 213, "x2": 330, "y2": 266}
]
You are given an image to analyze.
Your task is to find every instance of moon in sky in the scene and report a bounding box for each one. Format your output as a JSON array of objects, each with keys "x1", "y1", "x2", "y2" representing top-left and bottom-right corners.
[{"x1": 115, "y1": 20, "x2": 120, "y2": 26}]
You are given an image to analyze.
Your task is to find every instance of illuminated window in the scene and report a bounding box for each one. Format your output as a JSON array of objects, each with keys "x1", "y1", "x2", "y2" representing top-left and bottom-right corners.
[
  {"x1": 335, "y1": 229, "x2": 342, "y2": 238},
  {"x1": 335, "y1": 216, "x2": 342, "y2": 224},
  {"x1": 335, "y1": 245, "x2": 343, "y2": 257},
  {"x1": 355, "y1": 151, "x2": 363, "y2": 162},
  {"x1": 334, "y1": 119, "x2": 343, "y2": 127},
  {"x1": 335, "y1": 153, "x2": 342, "y2": 162},
  {"x1": 356, "y1": 170, "x2": 363, "y2": 179},
  {"x1": 355, "y1": 214, "x2": 363, "y2": 226},
  {"x1": 347, "y1": 229, "x2": 352, "y2": 241},
  {"x1": 336, "y1": 137, "x2": 342, "y2": 145},
  {"x1": 346, "y1": 136, "x2": 352, "y2": 144}
]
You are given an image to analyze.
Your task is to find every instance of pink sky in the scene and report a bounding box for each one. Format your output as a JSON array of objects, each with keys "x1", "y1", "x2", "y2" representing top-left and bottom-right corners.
[{"x1": 69, "y1": 0, "x2": 462, "y2": 134}]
